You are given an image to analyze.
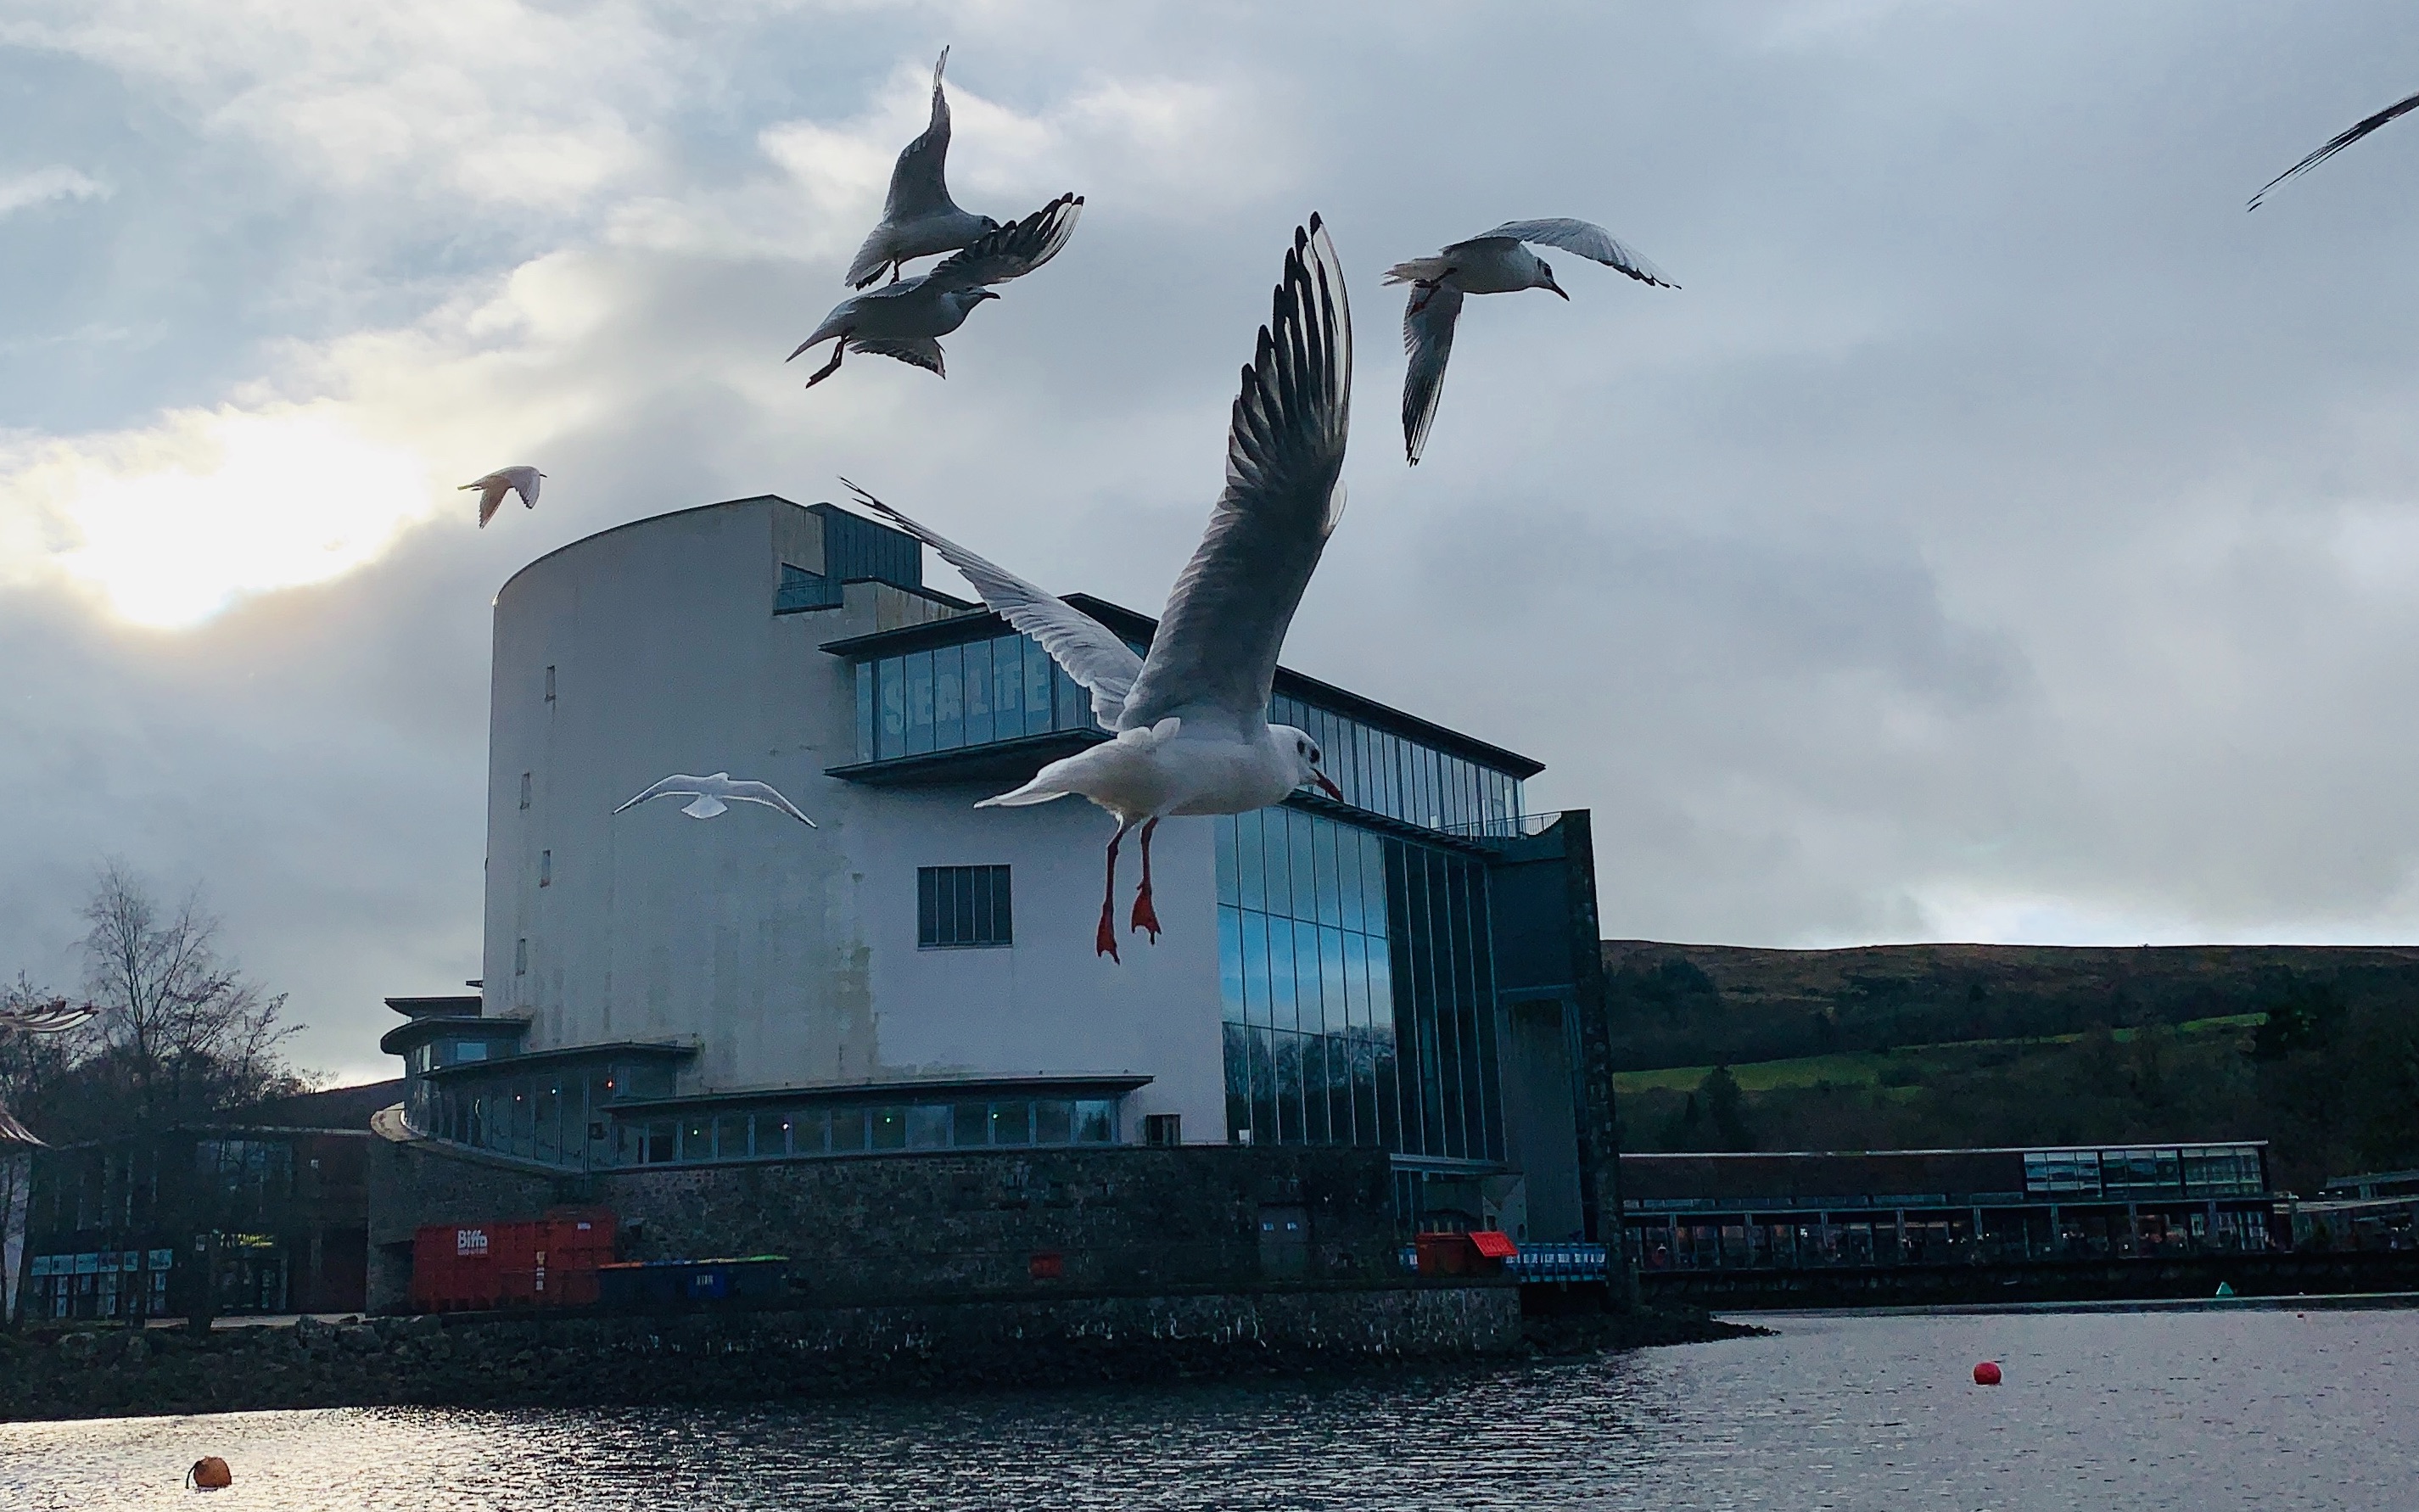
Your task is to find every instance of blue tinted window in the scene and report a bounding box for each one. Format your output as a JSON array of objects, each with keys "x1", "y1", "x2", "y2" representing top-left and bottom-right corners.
[
  {"x1": 855, "y1": 663, "x2": 874, "y2": 762},
  {"x1": 878, "y1": 658, "x2": 904, "y2": 760},
  {"x1": 963, "y1": 639, "x2": 994, "y2": 746},
  {"x1": 1023, "y1": 639, "x2": 1054, "y2": 736},
  {"x1": 904, "y1": 650, "x2": 934, "y2": 756},
  {"x1": 933, "y1": 643, "x2": 964, "y2": 748},
  {"x1": 991, "y1": 636, "x2": 1023, "y2": 731},
  {"x1": 1267, "y1": 916, "x2": 1297, "y2": 1032},
  {"x1": 1218, "y1": 905, "x2": 1245, "y2": 1024},
  {"x1": 1215, "y1": 812, "x2": 1240, "y2": 906}
]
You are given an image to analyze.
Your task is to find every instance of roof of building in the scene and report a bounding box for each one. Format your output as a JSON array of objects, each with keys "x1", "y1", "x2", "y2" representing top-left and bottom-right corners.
[{"x1": 234, "y1": 1079, "x2": 407, "y2": 1131}]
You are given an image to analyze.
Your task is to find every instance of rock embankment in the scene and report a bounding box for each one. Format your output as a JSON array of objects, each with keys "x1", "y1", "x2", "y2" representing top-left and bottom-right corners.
[{"x1": 2, "y1": 1289, "x2": 1756, "y2": 1423}]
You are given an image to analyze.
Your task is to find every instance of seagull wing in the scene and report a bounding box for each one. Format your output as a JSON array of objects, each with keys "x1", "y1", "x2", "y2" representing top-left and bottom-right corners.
[
  {"x1": 844, "y1": 479, "x2": 1143, "y2": 726},
  {"x1": 1481, "y1": 218, "x2": 1677, "y2": 288},
  {"x1": 845, "y1": 49, "x2": 961, "y2": 287},
  {"x1": 1401, "y1": 285, "x2": 1463, "y2": 467},
  {"x1": 461, "y1": 475, "x2": 512, "y2": 527},
  {"x1": 927, "y1": 194, "x2": 1084, "y2": 289},
  {"x1": 613, "y1": 775, "x2": 708, "y2": 814},
  {"x1": 2249, "y1": 89, "x2": 2419, "y2": 210},
  {"x1": 723, "y1": 781, "x2": 820, "y2": 827},
  {"x1": 507, "y1": 467, "x2": 542, "y2": 508},
  {"x1": 885, "y1": 48, "x2": 960, "y2": 224},
  {"x1": 1119, "y1": 216, "x2": 1352, "y2": 738},
  {"x1": 848, "y1": 335, "x2": 947, "y2": 376}
]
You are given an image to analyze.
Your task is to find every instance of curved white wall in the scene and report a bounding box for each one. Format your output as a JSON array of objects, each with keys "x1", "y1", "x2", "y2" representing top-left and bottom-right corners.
[{"x1": 483, "y1": 497, "x2": 1223, "y2": 1137}]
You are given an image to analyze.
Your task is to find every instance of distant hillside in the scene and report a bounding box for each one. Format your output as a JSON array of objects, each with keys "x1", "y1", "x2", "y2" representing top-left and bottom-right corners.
[
  {"x1": 1599, "y1": 941, "x2": 2419, "y2": 1193},
  {"x1": 1601, "y1": 940, "x2": 2419, "y2": 1071}
]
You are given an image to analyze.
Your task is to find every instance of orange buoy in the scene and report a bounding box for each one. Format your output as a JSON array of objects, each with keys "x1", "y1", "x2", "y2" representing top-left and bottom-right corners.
[
  {"x1": 188, "y1": 1457, "x2": 232, "y2": 1489},
  {"x1": 1973, "y1": 1360, "x2": 2002, "y2": 1386}
]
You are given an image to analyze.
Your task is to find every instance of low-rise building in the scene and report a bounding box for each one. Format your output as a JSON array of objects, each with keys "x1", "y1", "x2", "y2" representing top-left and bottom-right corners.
[
  {"x1": 13, "y1": 1082, "x2": 396, "y2": 1323},
  {"x1": 1621, "y1": 1142, "x2": 2276, "y2": 1271}
]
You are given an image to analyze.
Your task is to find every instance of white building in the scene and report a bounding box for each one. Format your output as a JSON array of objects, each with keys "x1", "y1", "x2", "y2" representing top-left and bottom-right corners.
[{"x1": 386, "y1": 496, "x2": 1617, "y2": 1242}]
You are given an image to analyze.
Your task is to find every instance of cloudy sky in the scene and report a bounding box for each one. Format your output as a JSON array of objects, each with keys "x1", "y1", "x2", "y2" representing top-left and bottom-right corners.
[{"x1": 7, "y1": 0, "x2": 2419, "y2": 1082}]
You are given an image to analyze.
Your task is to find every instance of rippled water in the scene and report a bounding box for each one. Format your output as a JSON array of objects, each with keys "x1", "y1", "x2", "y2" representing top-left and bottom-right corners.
[{"x1": 4, "y1": 1306, "x2": 2411, "y2": 1510}]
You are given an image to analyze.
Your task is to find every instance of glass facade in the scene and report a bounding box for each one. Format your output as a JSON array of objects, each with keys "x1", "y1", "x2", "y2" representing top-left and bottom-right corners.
[
  {"x1": 848, "y1": 636, "x2": 1528, "y2": 838},
  {"x1": 854, "y1": 633, "x2": 1106, "y2": 763},
  {"x1": 1266, "y1": 692, "x2": 1523, "y2": 837},
  {"x1": 1215, "y1": 804, "x2": 1503, "y2": 1162},
  {"x1": 2023, "y1": 1145, "x2": 2266, "y2": 1200},
  {"x1": 613, "y1": 1095, "x2": 1119, "y2": 1167}
]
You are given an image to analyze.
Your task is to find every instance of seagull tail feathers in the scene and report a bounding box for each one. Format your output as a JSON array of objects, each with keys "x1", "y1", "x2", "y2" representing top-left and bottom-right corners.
[
  {"x1": 1382, "y1": 257, "x2": 1449, "y2": 286},
  {"x1": 975, "y1": 782, "x2": 1075, "y2": 809}
]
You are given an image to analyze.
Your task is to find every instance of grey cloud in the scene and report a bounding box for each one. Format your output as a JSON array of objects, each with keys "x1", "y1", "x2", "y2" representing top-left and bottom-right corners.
[{"x1": 11, "y1": 2, "x2": 2419, "y2": 1078}]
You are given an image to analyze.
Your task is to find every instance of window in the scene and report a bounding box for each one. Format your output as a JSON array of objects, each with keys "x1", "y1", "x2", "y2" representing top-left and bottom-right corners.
[
  {"x1": 919, "y1": 865, "x2": 1013, "y2": 948},
  {"x1": 1144, "y1": 1113, "x2": 1182, "y2": 1147},
  {"x1": 519, "y1": 772, "x2": 532, "y2": 810},
  {"x1": 539, "y1": 850, "x2": 552, "y2": 887},
  {"x1": 544, "y1": 665, "x2": 556, "y2": 703},
  {"x1": 514, "y1": 938, "x2": 528, "y2": 977}
]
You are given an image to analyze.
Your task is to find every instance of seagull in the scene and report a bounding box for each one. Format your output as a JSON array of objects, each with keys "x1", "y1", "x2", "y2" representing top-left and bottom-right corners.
[
  {"x1": 613, "y1": 774, "x2": 818, "y2": 826},
  {"x1": 789, "y1": 193, "x2": 1082, "y2": 388},
  {"x1": 462, "y1": 466, "x2": 544, "y2": 527},
  {"x1": 845, "y1": 48, "x2": 1001, "y2": 288},
  {"x1": 0, "y1": 997, "x2": 97, "y2": 1035},
  {"x1": 843, "y1": 215, "x2": 1351, "y2": 962},
  {"x1": 1385, "y1": 219, "x2": 1676, "y2": 465},
  {"x1": 2249, "y1": 89, "x2": 2419, "y2": 210}
]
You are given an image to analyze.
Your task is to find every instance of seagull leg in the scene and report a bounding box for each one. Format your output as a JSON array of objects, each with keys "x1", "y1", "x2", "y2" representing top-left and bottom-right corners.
[
  {"x1": 1096, "y1": 819, "x2": 1133, "y2": 962},
  {"x1": 1129, "y1": 817, "x2": 1162, "y2": 944},
  {"x1": 888, "y1": 262, "x2": 901, "y2": 284},
  {"x1": 802, "y1": 339, "x2": 848, "y2": 389}
]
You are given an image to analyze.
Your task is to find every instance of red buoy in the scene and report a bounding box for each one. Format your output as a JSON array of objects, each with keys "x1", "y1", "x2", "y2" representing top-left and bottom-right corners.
[
  {"x1": 1973, "y1": 1360, "x2": 2002, "y2": 1386},
  {"x1": 188, "y1": 1457, "x2": 232, "y2": 1489}
]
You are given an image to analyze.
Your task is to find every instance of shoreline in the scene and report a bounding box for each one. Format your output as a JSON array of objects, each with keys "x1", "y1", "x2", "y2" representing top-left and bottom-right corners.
[{"x1": 0, "y1": 1292, "x2": 1753, "y2": 1425}]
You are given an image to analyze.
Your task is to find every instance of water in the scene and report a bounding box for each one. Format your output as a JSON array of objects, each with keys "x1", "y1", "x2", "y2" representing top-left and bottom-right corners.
[{"x1": 4, "y1": 1307, "x2": 2411, "y2": 1509}]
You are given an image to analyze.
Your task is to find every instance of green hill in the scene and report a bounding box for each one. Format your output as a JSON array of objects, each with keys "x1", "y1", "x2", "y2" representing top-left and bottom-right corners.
[{"x1": 1600, "y1": 942, "x2": 2419, "y2": 1194}]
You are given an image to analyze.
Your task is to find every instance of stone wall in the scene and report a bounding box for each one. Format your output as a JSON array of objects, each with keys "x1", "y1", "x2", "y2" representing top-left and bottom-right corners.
[
  {"x1": 1, "y1": 1285, "x2": 1526, "y2": 1421},
  {"x1": 371, "y1": 1130, "x2": 1402, "y2": 1313}
]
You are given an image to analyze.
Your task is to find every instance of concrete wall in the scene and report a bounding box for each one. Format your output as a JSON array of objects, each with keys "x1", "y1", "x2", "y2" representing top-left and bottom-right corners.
[
  {"x1": 480, "y1": 496, "x2": 1224, "y2": 1139},
  {"x1": 370, "y1": 1125, "x2": 1400, "y2": 1313}
]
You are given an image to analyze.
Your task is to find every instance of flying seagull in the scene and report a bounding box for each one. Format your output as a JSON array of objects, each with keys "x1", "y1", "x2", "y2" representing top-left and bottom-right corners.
[
  {"x1": 845, "y1": 48, "x2": 1001, "y2": 288},
  {"x1": 1386, "y1": 219, "x2": 1676, "y2": 465},
  {"x1": 2249, "y1": 90, "x2": 2419, "y2": 210},
  {"x1": 843, "y1": 215, "x2": 1351, "y2": 962},
  {"x1": 790, "y1": 193, "x2": 1082, "y2": 388},
  {"x1": 0, "y1": 997, "x2": 97, "y2": 1035},
  {"x1": 613, "y1": 773, "x2": 819, "y2": 826},
  {"x1": 462, "y1": 466, "x2": 544, "y2": 527}
]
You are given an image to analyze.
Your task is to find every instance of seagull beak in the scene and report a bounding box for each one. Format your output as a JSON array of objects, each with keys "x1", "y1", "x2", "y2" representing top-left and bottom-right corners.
[
  {"x1": 1313, "y1": 772, "x2": 1343, "y2": 801},
  {"x1": 1544, "y1": 276, "x2": 1570, "y2": 301},
  {"x1": 974, "y1": 289, "x2": 1001, "y2": 302}
]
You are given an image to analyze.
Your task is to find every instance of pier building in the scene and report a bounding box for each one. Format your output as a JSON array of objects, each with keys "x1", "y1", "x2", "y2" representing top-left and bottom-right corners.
[{"x1": 370, "y1": 495, "x2": 1614, "y2": 1308}]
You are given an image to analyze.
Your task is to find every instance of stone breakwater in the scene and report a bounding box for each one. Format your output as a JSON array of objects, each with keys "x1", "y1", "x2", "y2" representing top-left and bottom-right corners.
[
  {"x1": 0, "y1": 1290, "x2": 1759, "y2": 1423},
  {"x1": 3, "y1": 1286, "x2": 1533, "y2": 1422}
]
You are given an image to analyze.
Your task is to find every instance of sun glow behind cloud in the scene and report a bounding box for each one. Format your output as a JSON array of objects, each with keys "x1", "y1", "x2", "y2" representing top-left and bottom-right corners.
[{"x1": 2, "y1": 402, "x2": 440, "y2": 629}]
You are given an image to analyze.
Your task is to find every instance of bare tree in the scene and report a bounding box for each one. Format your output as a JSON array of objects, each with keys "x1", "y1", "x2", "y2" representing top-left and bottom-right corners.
[{"x1": 78, "y1": 860, "x2": 302, "y2": 1128}]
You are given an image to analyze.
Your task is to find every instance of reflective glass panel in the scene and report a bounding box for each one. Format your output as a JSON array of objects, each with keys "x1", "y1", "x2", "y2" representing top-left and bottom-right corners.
[
  {"x1": 963, "y1": 638, "x2": 994, "y2": 747},
  {"x1": 904, "y1": 651, "x2": 934, "y2": 755}
]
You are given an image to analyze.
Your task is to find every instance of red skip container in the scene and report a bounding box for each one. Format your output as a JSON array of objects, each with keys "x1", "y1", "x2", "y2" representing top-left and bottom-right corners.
[{"x1": 411, "y1": 1208, "x2": 617, "y2": 1313}]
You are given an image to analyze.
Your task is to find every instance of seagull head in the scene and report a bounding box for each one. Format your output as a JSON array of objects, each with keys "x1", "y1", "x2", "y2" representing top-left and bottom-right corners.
[
  {"x1": 978, "y1": 216, "x2": 1001, "y2": 233},
  {"x1": 1279, "y1": 725, "x2": 1345, "y2": 802},
  {"x1": 949, "y1": 288, "x2": 1002, "y2": 314},
  {"x1": 1537, "y1": 260, "x2": 1570, "y2": 300}
]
